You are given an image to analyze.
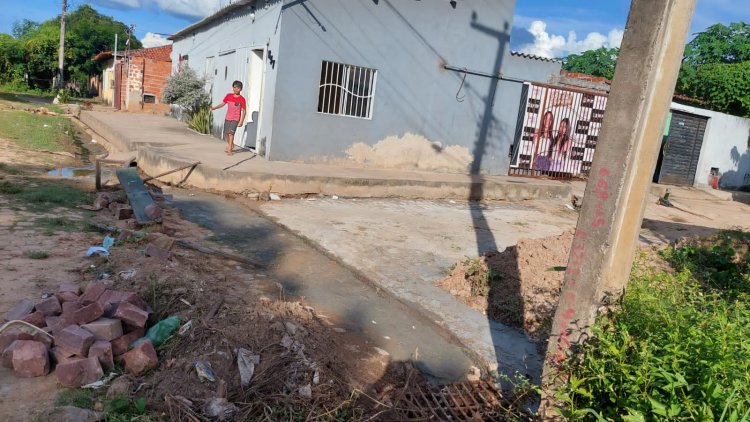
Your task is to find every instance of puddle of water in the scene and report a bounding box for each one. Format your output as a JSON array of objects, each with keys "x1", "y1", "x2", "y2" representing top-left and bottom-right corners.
[{"x1": 47, "y1": 166, "x2": 113, "y2": 179}]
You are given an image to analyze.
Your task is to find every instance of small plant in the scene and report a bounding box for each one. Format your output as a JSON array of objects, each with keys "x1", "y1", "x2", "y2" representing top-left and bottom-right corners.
[
  {"x1": 26, "y1": 250, "x2": 49, "y2": 259},
  {"x1": 0, "y1": 180, "x2": 23, "y2": 194},
  {"x1": 56, "y1": 389, "x2": 95, "y2": 409},
  {"x1": 34, "y1": 216, "x2": 81, "y2": 234},
  {"x1": 187, "y1": 104, "x2": 214, "y2": 134},
  {"x1": 554, "y1": 231, "x2": 750, "y2": 419},
  {"x1": 0, "y1": 163, "x2": 22, "y2": 175},
  {"x1": 56, "y1": 88, "x2": 71, "y2": 104}
]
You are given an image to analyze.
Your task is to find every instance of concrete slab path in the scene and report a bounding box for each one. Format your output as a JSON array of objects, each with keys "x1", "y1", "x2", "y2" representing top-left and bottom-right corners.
[{"x1": 80, "y1": 111, "x2": 572, "y2": 200}]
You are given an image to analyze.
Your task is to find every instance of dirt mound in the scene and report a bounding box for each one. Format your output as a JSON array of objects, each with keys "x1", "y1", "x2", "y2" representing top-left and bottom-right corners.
[{"x1": 439, "y1": 231, "x2": 575, "y2": 342}]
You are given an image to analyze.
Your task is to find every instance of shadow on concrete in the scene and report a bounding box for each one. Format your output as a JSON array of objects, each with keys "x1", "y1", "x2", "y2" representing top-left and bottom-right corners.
[{"x1": 640, "y1": 218, "x2": 720, "y2": 245}]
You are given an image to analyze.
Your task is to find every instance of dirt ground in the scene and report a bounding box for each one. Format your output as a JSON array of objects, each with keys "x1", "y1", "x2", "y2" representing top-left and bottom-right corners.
[
  {"x1": 0, "y1": 110, "x2": 522, "y2": 420},
  {"x1": 438, "y1": 185, "x2": 750, "y2": 345},
  {"x1": 0, "y1": 137, "x2": 396, "y2": 420}
]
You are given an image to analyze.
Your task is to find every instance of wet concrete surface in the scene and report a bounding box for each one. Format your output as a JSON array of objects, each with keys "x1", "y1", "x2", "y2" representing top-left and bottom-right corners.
[{"x1": 169, "y1": 189, "x2": 476, "y2": 383}]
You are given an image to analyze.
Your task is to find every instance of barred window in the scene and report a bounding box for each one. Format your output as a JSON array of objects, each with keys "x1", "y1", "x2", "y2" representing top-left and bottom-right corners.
[{"x1": 317, "y1": 60, "x2": 377, "y2": 119}]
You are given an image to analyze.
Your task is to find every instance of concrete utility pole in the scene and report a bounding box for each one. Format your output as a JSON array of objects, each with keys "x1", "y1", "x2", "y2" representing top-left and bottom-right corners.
[
  {"x1": 56, "y1": 0, "x2": 67, "y2": 89},
  {"x1": 543, "y1": 0, "x2": 696, "y2": 385}
]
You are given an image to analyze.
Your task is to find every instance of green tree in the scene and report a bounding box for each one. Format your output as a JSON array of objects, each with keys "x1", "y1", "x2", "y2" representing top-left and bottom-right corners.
[
  {"x1": 562, "y1": 47, "x2": 619, "y2": 80},
  {"x1": 676, "y1": 22, "x2": 750, "y2": 117},
  {"x1": 0, "y1": 5, "x2": 139, "y2": 92}
]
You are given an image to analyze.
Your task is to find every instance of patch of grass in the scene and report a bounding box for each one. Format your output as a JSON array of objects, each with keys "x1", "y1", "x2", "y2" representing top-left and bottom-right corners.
[
  {"x1": 34, "y1": 216, "x2": 82, "y2": 234},
  {"x1": 55, "y1": 388, "x2": 95, "y2": 409},
  {"x1": 0, "y1": 180, "x2": 23, "y2": 194},
  {"x1": 554, "y1": 231, "x2": 750, "y2": 420},
  {"x1": 25, "y1": 250, "x2": 49, "y2": 259},
  {"x1": 104, "y1": 396, "x2": 150, "y2": 421},
  {"x1": 0, "y1": 111, "x2": 74, "y2": 151},
  {"x1": 0, "y1": 163, "x2": 22, "y2": 175},
  {"x1": 17, "y1": 183, "x2": 91, "y2": 212}
]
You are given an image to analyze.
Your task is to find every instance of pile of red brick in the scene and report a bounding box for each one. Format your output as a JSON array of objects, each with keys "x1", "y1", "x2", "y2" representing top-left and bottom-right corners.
[{"x1": 1, "y1": 281, "x2": 159, "y2": 387}]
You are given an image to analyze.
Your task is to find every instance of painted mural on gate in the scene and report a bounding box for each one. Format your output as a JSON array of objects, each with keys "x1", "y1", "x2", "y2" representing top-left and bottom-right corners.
[{"x1": 509, "y1": 83, "x2": 608, "y2": 178}]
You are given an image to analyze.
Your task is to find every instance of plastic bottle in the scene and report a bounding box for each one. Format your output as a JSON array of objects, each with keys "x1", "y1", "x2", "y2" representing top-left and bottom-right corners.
[{"x1": 131, "y1": 315, "x2": 181, "y2": 348}]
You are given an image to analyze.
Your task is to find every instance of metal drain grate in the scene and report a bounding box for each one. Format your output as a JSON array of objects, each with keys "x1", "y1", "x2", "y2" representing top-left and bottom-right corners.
[{"x1": 394, "y1": 380, "x2": 504, "y2": 421}]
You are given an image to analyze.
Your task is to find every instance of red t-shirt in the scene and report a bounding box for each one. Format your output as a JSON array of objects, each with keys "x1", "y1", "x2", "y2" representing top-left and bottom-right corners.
[{"x1": 223, "y1": 94, "x2": 246, "y2": 121}]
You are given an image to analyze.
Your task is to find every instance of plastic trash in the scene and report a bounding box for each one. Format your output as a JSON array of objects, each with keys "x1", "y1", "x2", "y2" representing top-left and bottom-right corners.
[
  {"x1": 86, "y1": 235, "x2": 116, "y2": 257},
  {"x1": 178, "y1": 320, "x2": 192, "y2": 336},
  {"x1": 86, "y1": 247, "x2": 109, "y2": 257},
  {"x1": 102, "y1": 235, "x2": 114, "y2": 250},
  {"x1": 118, "y1": 269, "x2": 136, "y2": 280},
  {"x1": 195, "y1": 361, "x2": 216, "y2": 382},
  {"x1": 237, "y1": 348, "x2": 260, "y2": 388},
  {"x1": 132, "y1": 315, "x2": 180, "y2": 348},
  {"x1": 204, "y1": 397, "x2": 238, "y2": 421}
]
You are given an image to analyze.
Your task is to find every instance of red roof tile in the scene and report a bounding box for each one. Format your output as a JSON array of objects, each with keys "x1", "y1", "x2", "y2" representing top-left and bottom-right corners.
[{"x1": 130, "y1": 45, "x2": 173, "y2": 62}]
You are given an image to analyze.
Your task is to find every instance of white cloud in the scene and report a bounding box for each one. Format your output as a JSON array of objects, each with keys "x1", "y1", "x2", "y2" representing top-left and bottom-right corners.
[
  {"x1": 518, "y1": 20, "x2": 624, "y2": 58},
  {"x1": 140, "y1": 32, "x2": 172, "y2": 48}
]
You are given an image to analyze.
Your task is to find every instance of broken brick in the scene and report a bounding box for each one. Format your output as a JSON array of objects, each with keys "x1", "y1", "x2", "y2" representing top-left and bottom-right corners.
[
  {"x1": 82, "y1": 318, "x2": 122, "y2": 341},
  {"x1": 35, "y1": 296, "x2": 62, "y2": 317},
  {"x1": 0, "y1": 329, "x2": 33, "y2": 352},
  {"x1": 62, "y1": 300, "x2": 84, "y2": 316},
  {"x1": 2, "y1": 340, "x2": 23, "y2": 368},
  {"x1": 144, "y1": 243, "x2": 171, "y2": 260},
  {"x1": 21, "y1": 311, "x2": 46, "y2": 328},
  {"x1": 89, "y1": 341, "x2": 114, "y2": 372},
  {"x1": 144, "y1": 204, "x2": 163, "y2": 220},
  {"x1": 113, "y1": 302, "x2": 149, "y2": 328},
  {"x1": 58, "y1": 282, "x2": 81, "y2": 295},
  {"x1": 80, "y1": 282, "x2": 106, "y2": 305},
  {"x1": 11, "y1": 340, "x2": 50, "y2": 378},
  {"x1": 31, "y1": 331, "x2": 54, "y2": 349},
  {"x1": 48, "y1": 314, "x2": 75, "y2": 335},
  {"x1": 100, "y1": 291, "x2": 151, "y2": 313},
  {"x1": 117, "y1": 229, "x2": 138, "y2": 242},
  {"x1": 49, "y1": 347, "x2": 76, "y2": 365},
  {"x1": 115, "y1": 204, "x2": 134, "y2": 220},
  {"x1": 55, "y1": 291, "x2": 80, "y2": 303},
  {"x1": 122, "y1": 339, "x2": 158, "y2": 375},
  {"x1": 56, "y1": 325, "x2": 95, "y2": 357},
  {"x1": 3, "y1": 298, "x2": 35, "y2": 322},
  {"x1": 110, "y1": 328, "x2": 145, "y2": 356},
  {"x1": 56, "y1": 357, "x2": 104, "y2": 387},
  {"x1": 74, "y1": 302, "x2": 105, "y2": 325}
]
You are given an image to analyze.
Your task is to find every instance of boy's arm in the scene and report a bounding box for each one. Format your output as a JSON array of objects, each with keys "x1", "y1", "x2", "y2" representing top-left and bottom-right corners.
[{"x1": 210, "y1": 101, "x2": 226, "y2": 111}]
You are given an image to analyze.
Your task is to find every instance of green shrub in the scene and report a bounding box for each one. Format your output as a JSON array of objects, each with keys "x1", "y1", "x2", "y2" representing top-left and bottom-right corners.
[
  {"x1": 187, "y1": 104, "x2": 213, "y2": 134},
  {"x1": 554, "y1": 232, "x2": 750, "y2": 420},
  {"x1": 162, "y1": 67, "x2": 210, "y2": 115}
]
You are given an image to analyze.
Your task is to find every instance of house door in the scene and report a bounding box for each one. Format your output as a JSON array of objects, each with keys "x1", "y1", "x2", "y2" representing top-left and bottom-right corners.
[
  {"x1": 236, "y1": 49, "x2": 265, "y2": 152},
  {"x1": 215, "y1": 51, "x2": 236, "y2": 138},
  {"x1": 657, "y1": 110, "x2": 708, "y2": 186}
]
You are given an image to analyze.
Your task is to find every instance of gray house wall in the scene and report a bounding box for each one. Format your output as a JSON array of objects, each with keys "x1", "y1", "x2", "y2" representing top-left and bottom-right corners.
[
  {"x1": 271, "y1": 0, "x2": 559, "y2": 174},
  {"x1": 170, "y1": 0, "x2": 283, "y2": 152}
]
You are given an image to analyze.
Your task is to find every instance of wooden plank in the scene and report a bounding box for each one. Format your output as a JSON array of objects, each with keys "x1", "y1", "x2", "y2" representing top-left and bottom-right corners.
[{"x1": 116, "y1": 168, "x2": 156, "y2": 224}]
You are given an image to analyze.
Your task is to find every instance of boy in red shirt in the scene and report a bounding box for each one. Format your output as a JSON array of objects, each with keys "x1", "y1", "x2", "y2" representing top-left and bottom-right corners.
[{"x1": 211, "y1": 80, "x2": 247, "y2": 156}]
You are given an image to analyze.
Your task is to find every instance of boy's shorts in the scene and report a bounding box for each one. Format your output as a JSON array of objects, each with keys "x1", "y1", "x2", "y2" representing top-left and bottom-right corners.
[{"x1": 223, "y1": 120, "x2": 239, "y2": 135}]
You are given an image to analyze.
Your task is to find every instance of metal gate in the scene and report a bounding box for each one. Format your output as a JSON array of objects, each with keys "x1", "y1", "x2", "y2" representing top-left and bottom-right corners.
[
  {"x1": 509, "y1": 83, "x2": 608, "y2": 179},
  {"x1": 657, "y1": 110, "x2": 708, "y2": 186}
]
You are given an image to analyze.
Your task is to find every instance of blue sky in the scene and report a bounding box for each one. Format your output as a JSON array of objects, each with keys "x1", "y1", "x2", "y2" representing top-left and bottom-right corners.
[{"x1": 0, "y1": 0, "x2": 746, "y2": 53}]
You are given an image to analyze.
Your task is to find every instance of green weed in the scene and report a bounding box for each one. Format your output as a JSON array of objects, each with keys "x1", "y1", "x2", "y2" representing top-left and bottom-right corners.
[
  {"x1": 554, "y1": 230, "x2": 750, "y2": 420},
  {"x1": 0, "y1": 180, "x2": 23, "y2": 194},
  {"x1": 55, "y1": 389, "x2": 95, "y2": 409},
  {"x1": 0, "y1": 163, "x2": 22, "y2": 175},
  {"x1": 16, "y1": 183, "x2": 91, "y2": 212},
  {"x1": 0, "y1": 111, "x2": 74, "y2": 151},
  {"x1": 34, "y1": 216, "x2": 82, "y2": 234},
  {"x1": 25, "y1": 250, "x2": 49, "y2": 259},
  {"x1": 104, "y1": 396, "x2": 150, "y2": 421}
]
